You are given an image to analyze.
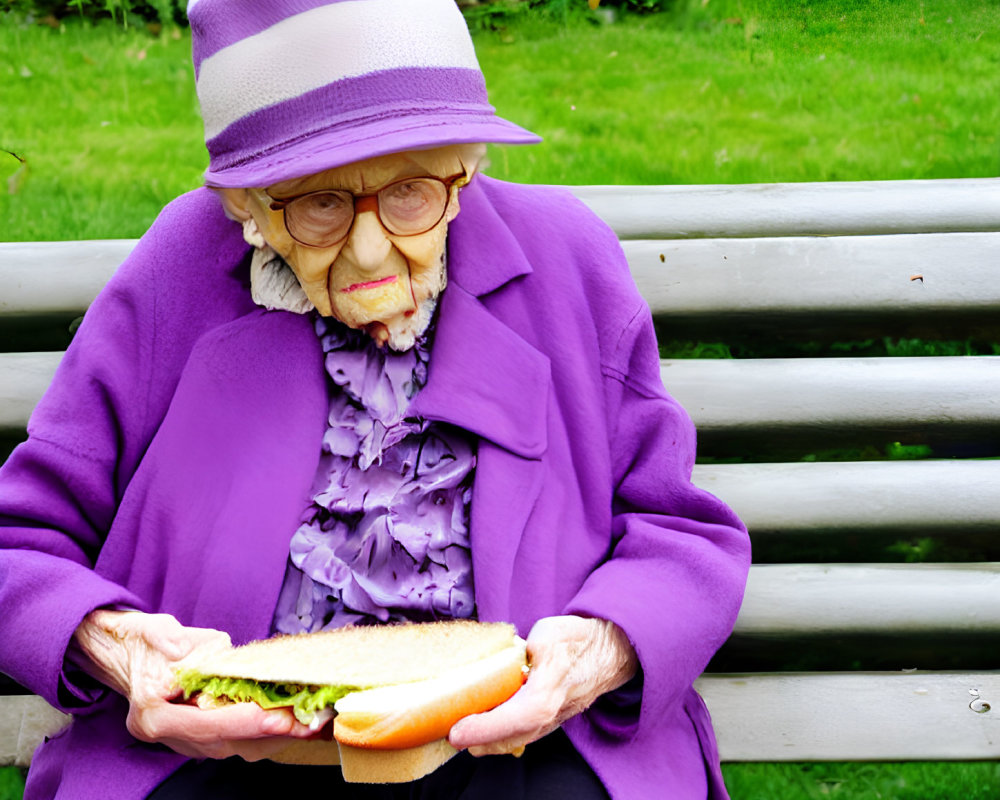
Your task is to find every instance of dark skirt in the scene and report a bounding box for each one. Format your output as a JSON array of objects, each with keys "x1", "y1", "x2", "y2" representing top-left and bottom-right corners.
[{"x1": 146, "y1": 729, "x2": 609, "y2": 800}]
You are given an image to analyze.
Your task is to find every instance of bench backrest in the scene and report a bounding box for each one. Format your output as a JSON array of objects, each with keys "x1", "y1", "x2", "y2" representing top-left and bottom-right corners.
[{"x1": 2, "y1": 176, "x2": 1000, "y2": 765}]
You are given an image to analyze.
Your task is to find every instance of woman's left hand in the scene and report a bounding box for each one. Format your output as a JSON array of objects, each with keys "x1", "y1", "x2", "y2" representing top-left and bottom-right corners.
[{"x1": 448, "y1": 615, "x2": 638, "y2": 756}]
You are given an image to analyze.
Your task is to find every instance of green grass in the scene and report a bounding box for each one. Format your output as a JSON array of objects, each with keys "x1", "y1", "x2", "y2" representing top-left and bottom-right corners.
[
  {"x1": 0, "y1": 768, "x2": 24, "y2": 800},
  {"x1": 722, "y1": 761, "x2": 1000, "y2": 799},
  {"x1": 4, "y1": 761, "x2": 1000, "y2": 800},
  {"x1": 2, "y1": 0, "x2": 998, "y2": 240},
  {"x1": 0, "y1": 19, "x2": 205, "y2": 240},
  {"x1": 474, "y1": 0, "x2": 1000, "y2": 184}
]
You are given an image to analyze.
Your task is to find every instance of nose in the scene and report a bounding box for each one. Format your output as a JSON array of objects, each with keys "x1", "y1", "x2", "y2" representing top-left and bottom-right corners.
[{"x1": 341, "y1": 198, "x2": 392, "y2": 274}]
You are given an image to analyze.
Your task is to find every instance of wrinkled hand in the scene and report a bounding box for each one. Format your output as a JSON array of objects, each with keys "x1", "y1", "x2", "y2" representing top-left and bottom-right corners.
[
  {"x1": 70, "y1": 609, "x2": 315, "y2": 761},
  {"x1": 448, "y1": 615, "x2": 638, "y2": 757}
]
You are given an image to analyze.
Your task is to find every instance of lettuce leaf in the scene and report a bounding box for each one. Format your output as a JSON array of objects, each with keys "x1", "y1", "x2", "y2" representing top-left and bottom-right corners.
[{"x1": 176, "y1": 670, "x2": 363, "y2": 725}]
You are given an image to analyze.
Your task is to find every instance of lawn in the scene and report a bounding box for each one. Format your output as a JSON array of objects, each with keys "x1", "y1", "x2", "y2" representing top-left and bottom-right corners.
[
  {"x1": 1, "y1": 1, "x2": 999, "y2": 798},
  {"x1": 1, "y1": 0, "x2": 997, "y2": 240},
  {"x1": 472, "y1": 0, "x2": 1000, "y2": 185}
]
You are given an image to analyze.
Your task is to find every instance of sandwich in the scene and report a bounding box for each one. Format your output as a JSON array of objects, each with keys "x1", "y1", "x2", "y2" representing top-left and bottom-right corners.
[{"x1": 174, "y1": 620, "x2": 528, "y2": 783}]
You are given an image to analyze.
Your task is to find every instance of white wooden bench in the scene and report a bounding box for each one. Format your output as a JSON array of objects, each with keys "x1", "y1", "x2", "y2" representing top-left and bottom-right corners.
[{"x1": 3, "y1": 177, "x2": 1000, "y2": 770}]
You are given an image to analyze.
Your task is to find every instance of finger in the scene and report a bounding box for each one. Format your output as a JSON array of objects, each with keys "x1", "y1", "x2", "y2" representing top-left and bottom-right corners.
[
  {"x1": 130, "y1": 699, "x2": 312, "y2": 746},
  {"x1": 449, "y1": 680, "x2": 560, "y2": 752}
]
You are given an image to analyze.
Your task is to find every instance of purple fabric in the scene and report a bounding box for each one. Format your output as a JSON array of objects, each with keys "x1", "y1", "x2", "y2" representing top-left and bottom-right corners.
[
  {"x1": 205, "y1": 67, "x2": 496, "y2": 181},
  {"x1": 0, "y1": 177, "x2": 750, "y2": 800},
  {"x1": 189, "y1": 0, "x2": 540, "y2": 188},
  {"x1": 272, "y1": 317, "x2": 476, "y2": 633}
]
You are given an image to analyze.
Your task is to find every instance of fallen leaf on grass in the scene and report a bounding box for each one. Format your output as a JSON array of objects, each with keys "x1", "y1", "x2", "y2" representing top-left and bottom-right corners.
[{"x1": 3, "y1": 150, "x2": 28, "y2": 195}]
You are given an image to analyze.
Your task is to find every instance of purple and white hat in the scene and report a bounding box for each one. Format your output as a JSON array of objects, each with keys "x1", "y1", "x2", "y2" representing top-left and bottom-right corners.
[{"x1": 188, "y1": 0, "x2": 540, "y2": 188}]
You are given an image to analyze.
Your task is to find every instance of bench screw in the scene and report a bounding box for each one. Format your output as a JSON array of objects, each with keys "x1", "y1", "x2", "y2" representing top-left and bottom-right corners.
[{"x1": 969, "y1": 689, "x2": 991, "y2": 714}]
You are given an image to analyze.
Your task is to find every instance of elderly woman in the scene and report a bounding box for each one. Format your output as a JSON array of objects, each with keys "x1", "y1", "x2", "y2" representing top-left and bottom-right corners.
[{"x1": 0, "y1": 1, "x2": 749, "y2": 798}]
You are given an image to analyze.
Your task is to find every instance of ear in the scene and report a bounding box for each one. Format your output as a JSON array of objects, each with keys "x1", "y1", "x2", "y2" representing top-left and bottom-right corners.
[
  {"x1": 445, "y1": 191, "x2": 462, "y2": 224},
  {"x1": 445, "y1": 147, "x2": 485, "y2": 223},
  {"x1": 215, "y1": 188, "x2": 270, "y2": 248},
  {"x1": 216, "y1": 187, "x2": 254, "y2": 222},
  {"x1": 444, "y1": 174, "x2": 473, "y2": 224}
]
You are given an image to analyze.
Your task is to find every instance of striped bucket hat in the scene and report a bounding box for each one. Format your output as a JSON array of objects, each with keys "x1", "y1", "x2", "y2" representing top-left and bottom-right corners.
[{"x1": 188, "y1": 0, "x2": 540, "y2": 188}]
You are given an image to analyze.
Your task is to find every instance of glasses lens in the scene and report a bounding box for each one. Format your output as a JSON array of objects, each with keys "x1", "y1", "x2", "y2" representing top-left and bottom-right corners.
[
  {"x1": 285, "y1": 191, "x2": 353, "y2": 247},
  {"x1": 378, "y1": 179, "x2": 449, "y2": 236}
]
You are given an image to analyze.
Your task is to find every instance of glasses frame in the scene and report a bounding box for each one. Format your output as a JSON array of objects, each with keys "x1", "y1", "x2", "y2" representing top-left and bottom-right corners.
[{"x1": 260, "y1": 171, "x2": 470, "y2": 249}]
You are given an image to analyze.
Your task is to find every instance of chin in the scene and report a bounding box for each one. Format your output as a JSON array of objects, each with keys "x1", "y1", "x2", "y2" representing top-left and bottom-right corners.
[
  {"x1": 331, "y1": 295, "x2": 436, "y2": 352},
  {"x1": 328, "y1": 261, "x2": 446, "y2": 351},
  {"x1": 379, "y1": 298, "x2": 437, "y2": 351}
]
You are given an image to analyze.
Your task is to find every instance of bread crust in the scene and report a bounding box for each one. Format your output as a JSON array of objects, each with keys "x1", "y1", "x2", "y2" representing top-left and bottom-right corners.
[
  {"x1": 269, "y1": 738, "x2": 460, "y2": 783},
  {"x1": 333, "y1": 642, "x2": 527, "y2": 749},
  {"x1": 270, "y1": 738, "x2": 341, "y2": 766},
  {"x1": 339, "y1": 739, "x2": 459, "y2": 783}
]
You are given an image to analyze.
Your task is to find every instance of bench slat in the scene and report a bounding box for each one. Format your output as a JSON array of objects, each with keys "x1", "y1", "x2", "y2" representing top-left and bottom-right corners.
[
  {"x1": 737, "y1": 564, "x2": 1000, "y2": 635},
  {"x1": 0, "y1": 695, "x2": 68, "y2": 768},
  {"x1": 0, "y1": 240, "x2": 132, "y2": 317},
  {"x1": 692, "y1": 460, "x2": 1000, "y2": 534},
  {"x1": 696, "y1": 672, "x2": 1000, "y2": 761},
  {"x1": 625, "y1": 232, "x2": 1000, "y2": 317},
  {"x1": 5, "y1": 353, "x2": 998, "y2": 438},
  {"x1": 5, "y1": 230, "x2": 1000, "y2": 326},
  {"x1": 570, "y1": 178, "x2": 1000, "y2": 239},
  {"x1": 7, "y1": 673, "x2": 1000, "y2": 765},
  {"x1": 0, "y1": 353, "x2": 63, "y2": 433},
  {"x1": 662, "y1": 356, "x2": 1000, "y2": 434}
]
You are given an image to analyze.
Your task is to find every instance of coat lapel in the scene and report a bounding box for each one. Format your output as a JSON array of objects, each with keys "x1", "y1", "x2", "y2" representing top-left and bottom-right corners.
[
  {"x1": 408, "y1": 180, "x2": 552, "y2": 624},
  {"x1": 142, "y1": 309, "x2": 328, "y2": 642}
]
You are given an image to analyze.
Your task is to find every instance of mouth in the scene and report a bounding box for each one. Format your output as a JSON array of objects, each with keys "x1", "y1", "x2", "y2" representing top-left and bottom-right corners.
[{"x1": 340, "y1": 276, "x2": 398, "y2": 294}]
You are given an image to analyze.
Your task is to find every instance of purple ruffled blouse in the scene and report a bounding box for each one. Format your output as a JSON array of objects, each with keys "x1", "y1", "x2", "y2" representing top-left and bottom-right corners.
[{"x1": 272, "y1": 316, "x2": 477, "y2": 634}]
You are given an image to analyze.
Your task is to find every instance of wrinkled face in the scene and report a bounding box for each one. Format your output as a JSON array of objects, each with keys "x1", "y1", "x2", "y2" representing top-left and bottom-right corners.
[{"x1": 242, "y1": 147, "x2": 470, "y2": 348}]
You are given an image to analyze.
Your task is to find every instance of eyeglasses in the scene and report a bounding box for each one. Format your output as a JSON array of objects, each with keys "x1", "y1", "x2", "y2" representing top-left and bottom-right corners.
[{"x1": 259, "y1": 172, "x2": 469, "y2": 249}]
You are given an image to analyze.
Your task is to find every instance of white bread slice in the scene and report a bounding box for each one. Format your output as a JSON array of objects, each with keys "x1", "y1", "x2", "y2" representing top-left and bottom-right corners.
[
  {"x1": 339, "y1": 739, "x2": 458, "y2": 783},
  {"x1": 333, "y1": 642, "x2": 527, "y2": 749},
  {"x1": 178, "y1": 620, "x2": 519, "y2": 687},
  {"x1": 270, "y1": 737, "x2": 459, "y2": 783},
  {"x1": 270, "y1": 738, "x2": 341, "y2": 766}
]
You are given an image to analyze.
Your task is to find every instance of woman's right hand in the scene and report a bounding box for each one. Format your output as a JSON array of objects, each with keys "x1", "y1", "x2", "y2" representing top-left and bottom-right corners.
[{"x1": 71, "y1": 609, "x2": 316, "y2": 761}]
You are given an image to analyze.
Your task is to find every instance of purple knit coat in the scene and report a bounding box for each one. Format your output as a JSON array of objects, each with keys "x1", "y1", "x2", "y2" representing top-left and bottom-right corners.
[{"x1": 0, "y1": 176, "x2": 750, "y2": 800}]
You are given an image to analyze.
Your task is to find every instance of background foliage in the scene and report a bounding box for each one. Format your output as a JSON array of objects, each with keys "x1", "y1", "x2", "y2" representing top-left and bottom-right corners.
[
  {"x1": 3, "y1": 0, "x2": 670, "y2": 27},
  {"x1": 2, "y1": 0, "x2": 183, "y2": 26}
]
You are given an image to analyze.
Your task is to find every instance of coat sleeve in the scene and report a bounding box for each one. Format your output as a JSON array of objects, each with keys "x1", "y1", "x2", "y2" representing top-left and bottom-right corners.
[
  {"x1": 0, "y1": 255, "x2": 158, "y2": 710},
  {"x1": 0, "y1": 191, "x2": 245, "y2": 712},
  {"x1": 563, "y1": 298, "x2": 751, "y2": 741}
]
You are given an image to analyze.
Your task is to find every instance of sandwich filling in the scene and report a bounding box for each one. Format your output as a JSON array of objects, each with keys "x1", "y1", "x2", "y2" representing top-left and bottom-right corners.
[{"x1": 176, "y1": 671, "x2": 363, "y2": 725}]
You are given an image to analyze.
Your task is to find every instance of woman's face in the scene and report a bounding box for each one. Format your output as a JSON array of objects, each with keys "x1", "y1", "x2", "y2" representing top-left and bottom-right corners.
[{"x1": 245, "y1": 147, "x2": 468, "y2": 347}]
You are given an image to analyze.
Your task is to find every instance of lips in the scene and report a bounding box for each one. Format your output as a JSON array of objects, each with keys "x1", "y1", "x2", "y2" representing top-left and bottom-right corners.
[{"x1": 340, "y1": 275, "x2": 398, "y2": 293}]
